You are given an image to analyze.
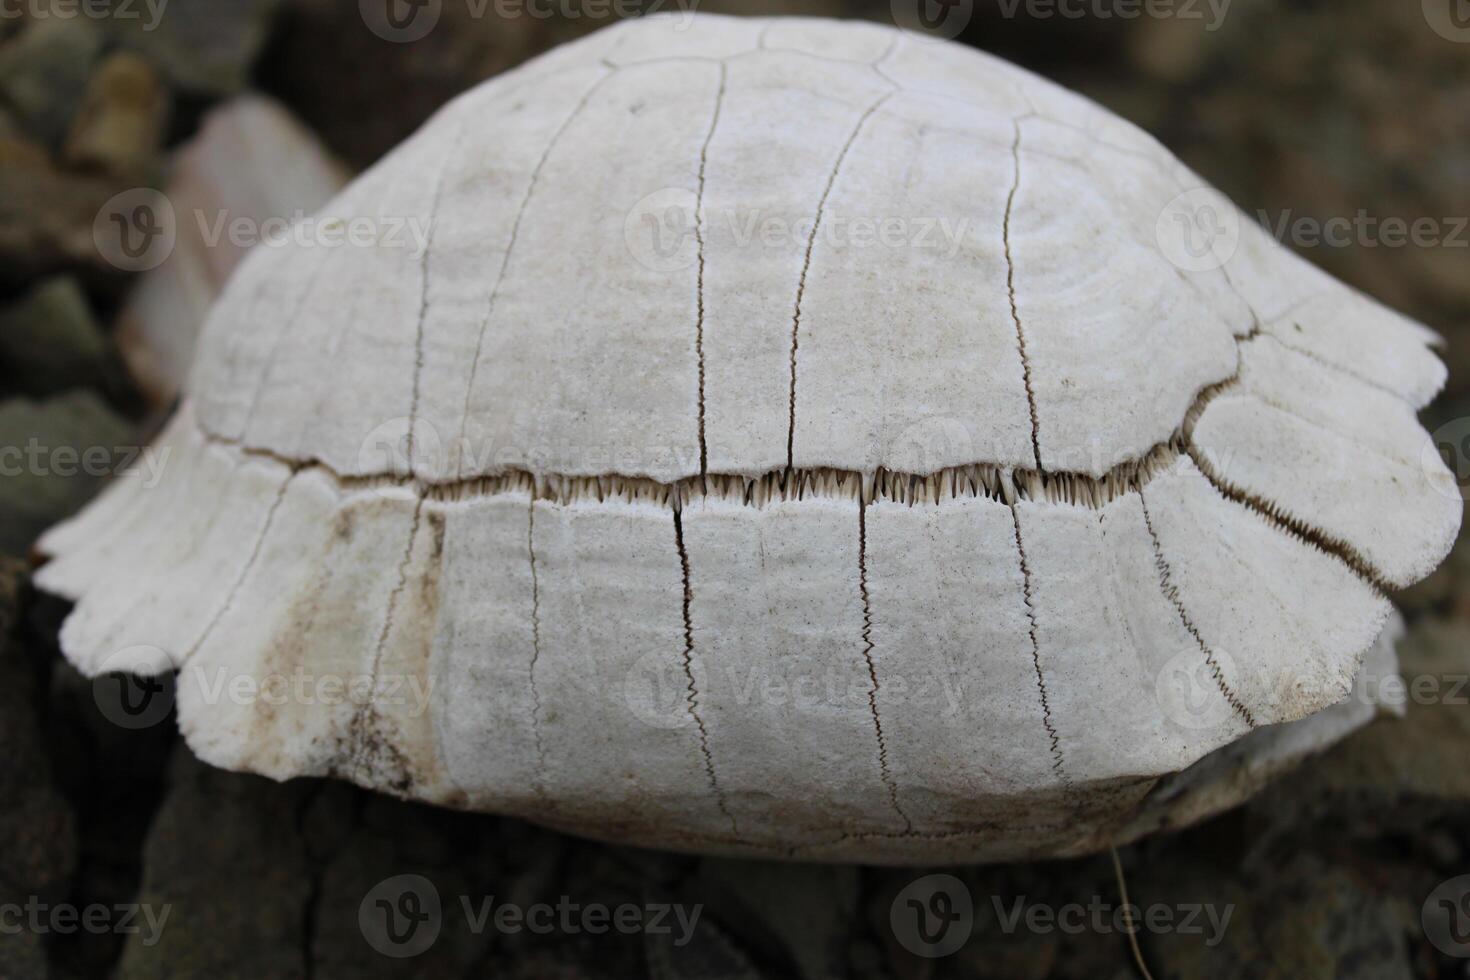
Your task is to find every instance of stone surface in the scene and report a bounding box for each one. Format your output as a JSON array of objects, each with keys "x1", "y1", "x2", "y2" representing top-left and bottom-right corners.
[
  {"x1": 0, "y1": 276, "x2": 111, "y2": 397},
  {"x1": 0, "y1": 133, "x2": 131, "y2": 289},
  {"x1": 105, "y1": 0, "x2": 284, "y2": 96},
  {"x1": 115, "y1": 751, "x2": 319, "y2": 980},
  {"x1": 0, "y1": 560, "x2": 77, "y2": 980},
  {"x1": 63, "y1": 51, "x2": 171, "y2": 178},
  {"x1": 0, "y1": 390, "x2": 135, "y2": 555},
  {"x1": 0, "y1": 17, "x2": 103, "y2": 147}
]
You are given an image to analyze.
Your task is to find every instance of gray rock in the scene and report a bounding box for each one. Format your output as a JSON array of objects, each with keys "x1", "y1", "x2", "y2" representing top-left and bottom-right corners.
[
  {"x1": 0, "y1": 389, "x2": 135, "y2": 555},
  {"x1": 115, "y1": 750, "x2": 319, "y2": 980},
  {"x1": 44, "y1": 655, "x2": 176, "y2": 980},
  {"x1": 0, "y1": 560, "x2": 77, "y2": 980},
  {"x1": 105, "y1": 0, "x2": 284, "y2": 96},
  {"x1": 0, "y1": 276, "x2": 110, "y2": 397},
  {"x1": 1240, "y1": 617, "x2": 1470, "y2": 846},
  {"x1": 0, "y1": 135, "x2": 130, "y2": 288},
  {"x1": 1142, "y1": 854, "x2": 1415, "y2": 980},
  {"x1": 696, "y1": 858, "x2": 858, "y2": 980},
  {"x1": 0, "y1": 17, "x2": 104, "y2": 147},
  {"x1": 63, "y1": 51, "x2": 171, "y2": 178}
]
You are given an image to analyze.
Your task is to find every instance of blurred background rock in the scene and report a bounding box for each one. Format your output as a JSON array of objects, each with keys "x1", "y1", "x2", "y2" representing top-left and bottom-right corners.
[{"x1": 0, "y1": 0, "x2": 1465, "y2": 976}]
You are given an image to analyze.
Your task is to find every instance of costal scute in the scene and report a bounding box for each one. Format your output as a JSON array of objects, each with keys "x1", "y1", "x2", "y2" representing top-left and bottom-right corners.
[{"x1": 36, "y1": 15, "x2": 1460, "y2": 863}]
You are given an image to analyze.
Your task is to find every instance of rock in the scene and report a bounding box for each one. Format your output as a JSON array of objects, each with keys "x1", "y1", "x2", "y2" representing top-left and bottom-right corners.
[
  {"x1": 114, "y1": 750, "x2": 320, "y2": 980},
  {"x1": 646, "y1": 914, "x2": 762, "y2": 980},
  {"x1": 43, "y1": 654, "x2": 176, "y2": 980},
  {"x1": 0, "y1": 560, "x2": 76, "y2": 980},
  {"x1": 0, "y1": 390, "x2": 136, "y2": 555},
  {"x1": 262, "y1": 0, "x2": 559, "y2": 167},
  {"x1": 1124, "y1": 14, "x2": 1216, "y2": 84},
  {"x1": 0, "y1": 133, "x2": 131, "y2": 289},
  {"x1": 696, "y1": 858, "x2": 859, "y2": 980},
  {"x1": 1142, "y1": 853, "x2": 1415, "y2": 980},
  {"x1": 1255, "y1": 619, "x2": 1470, "y2": 825},
  {"x1": 0, "y1": 103, "x2": 22, "y2": 140},
  {"x1": 0, "y1": 276, "x2": 110, "y2": 397},
  {"x1": 106, "y1": 0, "x2": 284, "y2": 96},
  {"x1": 0, "y1": 17, "x2": 103, "y2": 147},
  {"x1": 63, "y1": 51, "x2": 171, "y2": 178},
  {"x1": 114, "y1": 95, "x2": 348, "y2": 407}
]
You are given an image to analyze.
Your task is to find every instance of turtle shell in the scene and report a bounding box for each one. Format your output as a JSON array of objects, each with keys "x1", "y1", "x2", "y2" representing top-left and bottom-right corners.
[{"x1": 38, "y1": 14, "x2": 1458, "y2": 862}]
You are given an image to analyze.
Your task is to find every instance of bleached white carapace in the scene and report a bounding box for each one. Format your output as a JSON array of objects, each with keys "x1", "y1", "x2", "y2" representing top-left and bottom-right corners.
[{"x1": 38, "y1": 14, "x2": 1459, "y2": 862}]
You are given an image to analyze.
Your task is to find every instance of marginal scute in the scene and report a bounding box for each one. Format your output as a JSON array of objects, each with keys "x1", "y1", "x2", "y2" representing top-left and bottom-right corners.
[
  {"x1": 863, "y1": 496, "x2": 1061, "y2": 809},
  {"x1": 526, "y1": 499, "x2": 726, "y2": 834},
  {"x1": 682, "y1": 496, "x2": 897, "y2": 844},
  {"x1": 1014, "y1": 498, "x2": 1250, "y2": 783},
  {"x1": 1191, "y1": 334, "x2": 1460, "y2": 588},
  {"x1": 1140, "y1": 457, "x2": 1391, "y2": 727},
  {"x1": 1226, "y1": 217, "x2": 1447, "y2": 408},
  {"x1": 53, "y1": 424, "x2": 292, "y2": 677},
  {"x1": 178, "y1": 478, "x2": 423, "y2": 784},
  {"x1": 430, "y1": 492, "x2": 543, "y2": 812},
  {"x1": 36, "y1": 14, "x2": 1457, "y2": 863}
]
